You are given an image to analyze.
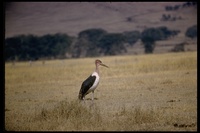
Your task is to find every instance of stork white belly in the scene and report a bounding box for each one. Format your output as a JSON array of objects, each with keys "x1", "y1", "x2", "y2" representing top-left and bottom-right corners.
[{"x1": 87, "y1": 72, "x2": 100, "y2": 94}]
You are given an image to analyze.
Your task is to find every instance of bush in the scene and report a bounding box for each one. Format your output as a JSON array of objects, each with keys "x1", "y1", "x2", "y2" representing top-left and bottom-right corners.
[
  {"x1": 185, "y1": 25, "x2": 197, "y2": 39},
  {"x1": 171, "y1": 43, "x2": 185, "y2": 52}
]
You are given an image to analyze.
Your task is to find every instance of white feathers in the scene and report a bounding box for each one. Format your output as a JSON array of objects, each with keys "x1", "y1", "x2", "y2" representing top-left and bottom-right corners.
[{"x1": 86, "y1": 72, "x2": 100, "y2": 94}]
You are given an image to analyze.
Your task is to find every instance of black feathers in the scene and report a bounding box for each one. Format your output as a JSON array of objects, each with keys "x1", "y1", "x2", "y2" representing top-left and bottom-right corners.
[{"x1": 78, "y1": 75, "x2": 96, "y2": 100}]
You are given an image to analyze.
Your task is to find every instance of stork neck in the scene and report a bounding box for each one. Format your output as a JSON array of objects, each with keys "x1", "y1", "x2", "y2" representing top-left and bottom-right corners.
[{"x1": 95, "y1": 64, "x2": 99, "y2": 74}]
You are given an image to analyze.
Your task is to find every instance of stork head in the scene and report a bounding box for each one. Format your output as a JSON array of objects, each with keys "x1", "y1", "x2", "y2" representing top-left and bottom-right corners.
[{"x1": 95, "y1": 59, "x2": 109, "y2": 68}]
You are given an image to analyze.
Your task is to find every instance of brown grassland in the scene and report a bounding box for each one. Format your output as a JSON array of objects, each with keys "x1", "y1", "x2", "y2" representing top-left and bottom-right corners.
[{"x1": 5, "y1": 51, "x2": 197, "y2": 131}]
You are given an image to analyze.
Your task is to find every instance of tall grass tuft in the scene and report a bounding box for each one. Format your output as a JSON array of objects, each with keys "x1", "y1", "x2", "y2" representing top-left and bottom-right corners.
[{"x1": 33, "y1": 100, "x2": 103, "y2": 131}]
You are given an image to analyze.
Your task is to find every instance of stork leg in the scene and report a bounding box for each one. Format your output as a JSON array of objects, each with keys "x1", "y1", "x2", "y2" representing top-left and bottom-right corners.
[
  {"x1": 92, "y1": 91, "x2": 94, "y2": 101},
  {"x1": 91, "y1": 91, "x2": 95, "y2": 105},
  {"x1": 83, "y1": 97, "x2": 85, "y2": 104}
]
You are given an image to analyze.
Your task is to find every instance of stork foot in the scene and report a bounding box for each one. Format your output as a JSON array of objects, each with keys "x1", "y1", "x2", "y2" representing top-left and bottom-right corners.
[{"x1": 86, "y1": 98, "x2": 98, "y2": 100}]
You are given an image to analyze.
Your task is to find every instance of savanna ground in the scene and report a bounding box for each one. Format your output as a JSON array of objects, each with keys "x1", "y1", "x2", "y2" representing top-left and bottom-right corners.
[{"x1": 5, "y1": 51, "x2": 197, "y2": 131}]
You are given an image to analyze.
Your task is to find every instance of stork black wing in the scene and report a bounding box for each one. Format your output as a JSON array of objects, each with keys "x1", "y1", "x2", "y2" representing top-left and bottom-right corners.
[{"x1": 80, "y1": 75, "x2": 96, "y2": 96}]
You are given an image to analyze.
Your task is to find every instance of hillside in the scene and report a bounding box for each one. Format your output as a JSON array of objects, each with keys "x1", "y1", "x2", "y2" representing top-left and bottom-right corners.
[
  {"x1": 5, "y1": 2, "x2": 197, "y2": 37},
  {"x1": 5, "y1": 2, "x2": 197, "y2": 55}
]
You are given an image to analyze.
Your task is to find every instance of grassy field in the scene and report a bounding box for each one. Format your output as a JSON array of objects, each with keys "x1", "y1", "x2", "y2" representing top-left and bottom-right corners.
[{"x1": 5, "y1": 51, "x2": 197, "y2": 131}]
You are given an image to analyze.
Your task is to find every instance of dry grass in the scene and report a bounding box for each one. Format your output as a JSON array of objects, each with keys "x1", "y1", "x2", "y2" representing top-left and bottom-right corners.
[{"x1": 5, "y1": 51, "x2": 197, "y2": 131}]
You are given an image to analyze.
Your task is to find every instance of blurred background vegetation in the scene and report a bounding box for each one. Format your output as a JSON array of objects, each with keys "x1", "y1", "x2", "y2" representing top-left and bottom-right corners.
[{"x1": 5, "y1": 25, "x2": 196, "y2": 61}]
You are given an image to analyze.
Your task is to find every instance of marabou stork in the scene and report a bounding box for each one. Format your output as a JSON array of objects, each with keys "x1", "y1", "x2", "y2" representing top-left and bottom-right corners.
[{"x1": 78, "y1": 59, "x2": 108, "y2": 102}]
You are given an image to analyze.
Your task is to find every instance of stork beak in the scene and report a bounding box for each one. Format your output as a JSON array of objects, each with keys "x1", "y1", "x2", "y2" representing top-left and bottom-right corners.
[{"x1": 100, "y1": 63, "x2": 109, "y2": 68}]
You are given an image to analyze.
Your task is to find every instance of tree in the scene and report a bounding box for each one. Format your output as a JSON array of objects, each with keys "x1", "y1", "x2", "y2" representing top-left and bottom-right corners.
[
  {"x1": 78, "y1": 28, "x2": 107, "y2": 42},
  {"x1": 5, "y1": 34, "x2": 40, "y2": 61},
  {"x1": 123, "y1": 31, "x2": 140, "y2": 46},
  {"x1": 73, "y1": 28, "x2": 107, "y2": 57},
  {"x1": 5, "y1": 33, "x2": 73, "y2": 61},
  {"x1": 5, "y1": 35, "x2": 22, "y2": 61},
  {"x1": 52, "y1": 33, "x2": 73, "y2": 58},
  {"x1": 141, "y1": 28, "x2": 158, "y2": 53},
  {"x1": 141, "y1": 26, "x2": 180, "y2": 53},
  {"x1": 98, "y1": 33, "x2": 126, "y2": 55}
]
